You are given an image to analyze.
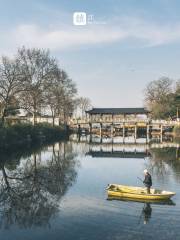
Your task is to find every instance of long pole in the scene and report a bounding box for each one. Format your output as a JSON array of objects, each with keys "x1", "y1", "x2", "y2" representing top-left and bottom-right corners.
[{"x1": 137, "y1": 177, "x2": 144, "y2": 183}]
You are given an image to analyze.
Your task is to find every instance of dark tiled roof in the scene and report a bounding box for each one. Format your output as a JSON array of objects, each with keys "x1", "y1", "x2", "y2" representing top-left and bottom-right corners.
[{"x1": 86, "y1": 108, "x2": 149, "y2": 115}]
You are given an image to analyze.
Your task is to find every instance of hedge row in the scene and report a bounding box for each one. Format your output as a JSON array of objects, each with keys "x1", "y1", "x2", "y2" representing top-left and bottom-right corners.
[
  {"x1": 173, "y1": 126, "x2": 180, "y2": 137},
  {"x1": 0, "y1": 123, "x2": 68, "y2": 149}
]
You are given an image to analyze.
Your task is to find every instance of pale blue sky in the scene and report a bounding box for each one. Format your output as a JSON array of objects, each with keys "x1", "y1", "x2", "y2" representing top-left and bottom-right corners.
[{"x1": 0, "y1": 0, "x2": 180, "y2": 107}]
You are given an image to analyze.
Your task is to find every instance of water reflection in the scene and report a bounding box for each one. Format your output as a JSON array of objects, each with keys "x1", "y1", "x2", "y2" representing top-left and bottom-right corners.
[
  {"x1": 147, "y1": 147, "x2": 180, "y2": 182},
  {"x1": 71, "y1": 134, "x2": 180, "y2": 182},
  {"x1": 0, "y1": 142, "x2": 79, "y2": 229},
  {"x1": 107, "y1": 196, "x2": 175, "y2": 225},
  {"x1": 1, "y1": 135, "x2": 180, "y2": 239},
  {"x1": 142, "y1": 203, "x2": 152, "y2": 224}
]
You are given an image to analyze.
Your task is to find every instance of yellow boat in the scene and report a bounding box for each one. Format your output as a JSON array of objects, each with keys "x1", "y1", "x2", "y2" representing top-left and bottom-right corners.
[
  {"x1": 107, "y1": 184, "x2": 175, "y2": 201},
  {"x1": 107, "y1": 196, "x2": 175, "y2": 205}
]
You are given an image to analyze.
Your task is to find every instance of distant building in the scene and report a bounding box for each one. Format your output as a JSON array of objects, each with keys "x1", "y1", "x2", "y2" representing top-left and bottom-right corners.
[{"x1": 86, "y1": 108, "x2": 150, "y2": 122}]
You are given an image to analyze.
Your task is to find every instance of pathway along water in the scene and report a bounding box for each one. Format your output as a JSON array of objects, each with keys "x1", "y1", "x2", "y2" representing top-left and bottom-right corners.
[{"x1": 0, "y1": 136, "x2": 179, "y2": 240}]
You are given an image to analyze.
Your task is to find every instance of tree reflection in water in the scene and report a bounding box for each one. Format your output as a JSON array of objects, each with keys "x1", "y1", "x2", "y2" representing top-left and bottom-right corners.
[
  {"x1": 144, "y1": 146, "x2": 180, "y2": 183},
  {"x1": 0, "y1": 142, "x2": 79, "y2": 229}
]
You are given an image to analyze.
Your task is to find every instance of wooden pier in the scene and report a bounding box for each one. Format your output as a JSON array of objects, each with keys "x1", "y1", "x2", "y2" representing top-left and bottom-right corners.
[{"x1": 70, "y1": 108, "x2": 179, "y2": 142}]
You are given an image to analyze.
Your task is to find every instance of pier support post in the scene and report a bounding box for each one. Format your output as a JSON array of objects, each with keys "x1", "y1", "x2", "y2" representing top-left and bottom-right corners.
[
  {"x1": 123, "y1": 123, "x2": 125, "y2": 143},
  {"x1": 134, "y1": 124, "x2": 137, "y2": 142},
  {"x1": 111, "y1": 124, "x2": 114, "y2": 138},
  {"x1": 100, "y1": 123, "x2": 102, "y2": 138},
  {"x1": 78, "y1": 124, "x2": 81, "y2": 134},
  {"x1": 89, "y1": 133, "x2": 92, "y2": 143},
  {"x1": 89, "y1": 123, "x2": 92, "y2": 134},
  {"x1": 146, "y1": 124, "x2": 150, "y2": 143},
  {"x1": 160, "y1": 124, "x2": 163, "y2": 143},
  {"x1": 78, "y1": 134, "x2": 81, "y2": 142}
]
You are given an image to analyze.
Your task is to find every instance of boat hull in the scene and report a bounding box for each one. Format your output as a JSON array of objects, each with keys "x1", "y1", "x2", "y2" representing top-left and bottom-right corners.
[
  {"x1": 107, "y1": 184, "x2": 175, "y2": 200},
  {"x1": 107, "y1": 196, "x2": 175, "y2": 205}
]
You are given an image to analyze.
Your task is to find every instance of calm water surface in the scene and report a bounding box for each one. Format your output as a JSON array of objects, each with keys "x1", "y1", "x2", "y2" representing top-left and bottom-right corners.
[{"x1": 0, "y1": 135, "x2": 180, "y2": 240}]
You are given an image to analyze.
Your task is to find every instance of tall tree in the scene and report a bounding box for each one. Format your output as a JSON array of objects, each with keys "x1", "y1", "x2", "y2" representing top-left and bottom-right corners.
[
  {"x1": 0, "y1": 56, "x2": 23, "y2": 124},
  {"x1": 76, "y1": 97, "x2": 92, "y2": 118},
  {"x1": 17, "y1": 47, "x2": 58, "y2": 125},
  {"x1": 144, "y1": 77, "x2": 173, "y2": 119},
  {"x1": 46, "y1": 69, "x2": 77, "y2": 126},
  {"x1": 172, "y1": 80, "x2": 180, "y2": 118}
]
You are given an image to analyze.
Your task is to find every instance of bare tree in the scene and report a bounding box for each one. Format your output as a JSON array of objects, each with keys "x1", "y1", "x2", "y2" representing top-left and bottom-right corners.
[
  {"x1": 76, "y1": 97, "x2": 92, "y2": 118},
  {"x1": 0, "y1": 47, "x2": 78, "y2": 126},
  {"x1": 144, "y1": 77, "x2": 173, "y2": 119},
  {"x1": 60, "y1": 77, "x2": 77, "y2": 125},
  {"x1": 17, "y1": 47, "x2": 58, "y2": 125},
  {"x1": 0, "y1": 56, "x2": 23, "y2": 124},
  {"x1": 46, "y1": 69, "x2": 77, "y2": 126}
]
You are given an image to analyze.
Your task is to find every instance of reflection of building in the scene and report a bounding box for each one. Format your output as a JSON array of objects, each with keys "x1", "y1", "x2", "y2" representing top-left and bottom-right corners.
[
  {"x1": 86, "y1": 142, "x2": 150, "y2": 158},
  {"x1": 70, "y1": 134, "x2": 180, "y2": 159},
  {"x1": 87, "y1": 150, "x2": 149, "y2": 158}
]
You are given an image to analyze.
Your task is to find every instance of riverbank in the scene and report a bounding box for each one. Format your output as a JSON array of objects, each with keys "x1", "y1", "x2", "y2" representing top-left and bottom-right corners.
[
  {"x1": 0, "y1": 123, "x2": 70, "y2": 149},
  {"x1": 173, "y1": 125, "x2": 180, "y2": 139}
]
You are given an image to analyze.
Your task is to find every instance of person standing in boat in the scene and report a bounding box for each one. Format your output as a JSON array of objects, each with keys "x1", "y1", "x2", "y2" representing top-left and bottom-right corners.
[{"x1": 143, "y1": 169, "x2": 152, "y2": 194}]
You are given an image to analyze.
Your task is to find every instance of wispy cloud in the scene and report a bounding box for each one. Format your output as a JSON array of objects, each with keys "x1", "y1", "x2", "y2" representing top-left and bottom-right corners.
[
  {"x1": 1, "y1": 17, "x2": 180, "y2": 54},
  {"x1": 13, "y1": 24, "x2": 126, "y2": 49},
  {"x1": 120, "y1": 17, "x2": 180, "y2": 46}
]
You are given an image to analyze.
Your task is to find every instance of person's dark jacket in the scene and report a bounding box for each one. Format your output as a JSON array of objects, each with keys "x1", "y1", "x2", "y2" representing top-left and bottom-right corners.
[{"x1": 143, "y1": 173, "x2": 152, "y2": 187}]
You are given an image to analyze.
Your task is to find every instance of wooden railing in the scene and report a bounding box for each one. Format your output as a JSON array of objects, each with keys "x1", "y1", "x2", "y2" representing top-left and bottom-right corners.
[{"x1": 70, "y1": 118, "x2": 180, "y2": 126}]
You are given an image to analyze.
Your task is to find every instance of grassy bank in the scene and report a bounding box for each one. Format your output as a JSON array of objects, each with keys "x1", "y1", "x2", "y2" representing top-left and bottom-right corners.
[
  {"x1": 172, "y1": 126, "x2": 180, "y2": 143},
  {"x1": 0, "y1": 123, "x2": 69, "y2": 149},
  {"x1": 173, "y1": 125, "x2": 180, "y2": 137}
]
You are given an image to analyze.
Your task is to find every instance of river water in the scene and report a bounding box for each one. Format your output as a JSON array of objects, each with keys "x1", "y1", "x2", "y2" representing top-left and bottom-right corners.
[{"x1": 0, "y1": 134, "x2": 180, "y2": 240}]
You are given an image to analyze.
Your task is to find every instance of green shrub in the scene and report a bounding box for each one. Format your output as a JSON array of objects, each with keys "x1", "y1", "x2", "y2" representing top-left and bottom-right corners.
[
  {"x1": 173, "y1": 125, "x2": 180, "y2": 137},
  {"x1": 0, "y1": 123, "x2": 67, "y2": 149}
]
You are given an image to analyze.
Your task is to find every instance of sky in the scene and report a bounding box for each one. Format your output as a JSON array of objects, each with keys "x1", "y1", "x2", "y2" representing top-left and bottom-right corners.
[{"x1": 0, "y1": 0, "x2": 180, "y2": 107}]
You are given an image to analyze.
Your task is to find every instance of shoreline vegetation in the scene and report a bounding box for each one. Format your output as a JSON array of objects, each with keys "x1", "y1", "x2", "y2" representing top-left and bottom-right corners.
[
  {"x1": 173, "y1": 126, "x2": 180, "y2": 139},
  {"x1": 0, "y1": 47, "x2": 78, "y2": 126},
  {"x1": 2, "y1": 47, "x2": 180, "y2": 149},
  {"x1": 144, "y1": 77, "x2": 180, "y2": 140},
  {"x1": 0, "y1": 46, "x2": 91, "y2": 150},
  {"x1": 144, "y1": 77, "x2": 180, "y2": 119},
  {"x1": 0, "y1": 123, "x2": 70, "y2": 150}
]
